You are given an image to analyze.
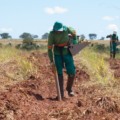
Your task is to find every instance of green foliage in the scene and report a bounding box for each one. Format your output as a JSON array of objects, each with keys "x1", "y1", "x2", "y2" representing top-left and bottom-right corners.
[
  {"x1": 20, "y1": 33, "x2": 33, "y2": 40},
  {"x1": 90, "y1": 43, "x2": 120, "y2": 58},
  {"x1": 33, "y1": 35, "x2": 39, "y2": 39},
  {"x1": 21, "y1": 34, "x2": 33, "y2": 46},
  {"x1": 0, "y1": 33, "x2": 11, "y2": 39},
  {"x1": 23, "y1": 38, "x2": 33, "y2": 44},
  {"x1": 91, "y1": 43, "x2": 109, "y2": 53},
  {"x1": 89, "y1": 33, "x2": 97, "y2": 40},
  {"x1": 79, "y1": 34, "x2": 85, "y2": 41},
  {"x1": 18, "y1": 32, "x2": 40, "y2": 50},
  {"x1": 93, "y1": 44, "x2": 105, "y2": 51},
  {"x1": 15, "y1": 43, "x2": 47, "y2": 51},
  {"x1": 19, "y1": 32, "x2": 38, "y2": 41},
  {"x1": 100, "y1": 37, "x2": 105, "y2": 40},
  {"x1": 16, "y1": 43, "x2": 40, "y2": 50},
  {"x1": 21, "y1": 43, "x2": 40, "y2": 50},
  {"x1": 41, "y1": 33, "x2": 49, "y2": 39}
]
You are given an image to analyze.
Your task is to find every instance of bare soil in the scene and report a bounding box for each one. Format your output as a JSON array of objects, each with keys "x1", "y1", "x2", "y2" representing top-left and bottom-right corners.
[{"x1": 0, "y1": 52, "x2": 120, "y2": 120}]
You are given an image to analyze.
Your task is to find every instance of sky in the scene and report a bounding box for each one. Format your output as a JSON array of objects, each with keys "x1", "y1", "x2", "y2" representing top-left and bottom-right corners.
[{"x1": 0, "y1": 0, "x2": 120, "y2": 39}]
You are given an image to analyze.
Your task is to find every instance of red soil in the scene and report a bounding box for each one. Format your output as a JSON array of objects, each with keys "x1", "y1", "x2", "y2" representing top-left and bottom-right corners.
[{"x1": 0, "y1": 52, "x2": 120, "y2": 120}]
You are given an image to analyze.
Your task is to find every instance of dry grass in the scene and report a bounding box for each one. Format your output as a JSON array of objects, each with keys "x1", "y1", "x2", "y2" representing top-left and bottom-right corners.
[
  {"x1": 0, "y1": 39, "x2": 47, "y2": 46},
  {"x1": 75, "y1": 48, "x2": 114, "y2": 84},
  {"x1": 0, "y1": 47, "x2": 36, "y2": 91},
  {"x1": 74, "y1": 47, "x2": 120, "y2": 99}
]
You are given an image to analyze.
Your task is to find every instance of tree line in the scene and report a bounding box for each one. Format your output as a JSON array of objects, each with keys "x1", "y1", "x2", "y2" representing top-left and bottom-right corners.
[{"x1": 0, "y1": 32, "x2": 105, "y2": 40}]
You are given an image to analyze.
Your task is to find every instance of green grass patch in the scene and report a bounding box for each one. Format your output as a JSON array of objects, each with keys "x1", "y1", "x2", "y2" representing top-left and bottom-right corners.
[{"x1": 77, "y1": 47, "x2": 114, "y2": 85}]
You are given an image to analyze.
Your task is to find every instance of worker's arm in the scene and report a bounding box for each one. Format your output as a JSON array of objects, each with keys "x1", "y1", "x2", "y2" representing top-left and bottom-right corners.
[
  {"x1": 117, "y1": 36, "x2": 119, "y2": 41},
  {"x1": 48, "y1": 32, "x2": 54, "y2": 63},
  {"x1": 67, "y1": 27, "x2": 78, "y2": 44}
]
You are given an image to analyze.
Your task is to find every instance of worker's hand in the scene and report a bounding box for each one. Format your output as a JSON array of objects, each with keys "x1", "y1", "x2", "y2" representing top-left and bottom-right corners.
[{"x1": 50, "y1": 62, "x2": 56, "y2": 73}]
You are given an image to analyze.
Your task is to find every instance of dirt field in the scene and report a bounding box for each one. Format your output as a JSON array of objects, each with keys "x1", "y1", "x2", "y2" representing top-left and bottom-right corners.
[{"x1": 0, "y1": 52, "x2": 120, "y2": 120}]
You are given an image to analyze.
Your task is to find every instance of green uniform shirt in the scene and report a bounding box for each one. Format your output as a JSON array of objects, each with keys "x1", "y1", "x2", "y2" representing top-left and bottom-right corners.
[
  {"x1": 111, "y1": 34, "x2": 119, "y2": 42},
  {"x1": 48, "y1": 27, "x2": 78, "y2": 62}
]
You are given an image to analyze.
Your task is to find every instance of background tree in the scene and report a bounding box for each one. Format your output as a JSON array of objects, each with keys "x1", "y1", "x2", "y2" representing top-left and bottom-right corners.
[
  {"x1": 0, "y1": 33, "x2": 11, "y2": 39},
  {"x1": 41, "y1": 33, "x2": 49, "y2": 39},
  {"x1": 33, "y1": 35, "x2": 39, "y2": 39},
  {"x1": 19, "y1": 32, "x2": 34, "y2": 44},
  {"x1": 18, "y1": 32, "x2": 40, "y2": 50},
  {"x1": 80, "y1": 34, "x2": 85, "y2": 41},
  {"x1": 88, "y1": 33, "x2": 97, "y2": 40},
  {"x1": 100, "y1": 37, "x2": 105, "y2": 40},
  {"x1": 19, "y1": 32, "x2": 33, "y2": 39}
]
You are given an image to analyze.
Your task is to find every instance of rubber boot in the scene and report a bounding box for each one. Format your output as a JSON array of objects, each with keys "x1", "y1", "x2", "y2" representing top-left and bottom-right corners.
[
  {"x1": 113, "y1": 52, "x2": 116, "y2": 59},
  {"x1": 58, "y1": 74, "x2": 64, "y2": 98},
  {"x1": 66, "y1": 75, "x2": 75, "y2": 97}
]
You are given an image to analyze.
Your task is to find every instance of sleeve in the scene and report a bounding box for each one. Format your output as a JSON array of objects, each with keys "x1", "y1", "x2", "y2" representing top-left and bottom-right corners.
[
  {"x1": 117, "y1": 36, "x2": 119, "y2": 41},
  {"x1": 67, "y1": 27, "x2": 78, "y2": 44},
  {"x1": 48, "y1": 32, "x2": 54, "y2": 62}
]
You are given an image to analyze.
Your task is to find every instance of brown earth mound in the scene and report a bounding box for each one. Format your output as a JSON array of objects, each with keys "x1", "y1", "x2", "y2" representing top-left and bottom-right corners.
[{"x1": 0, "y1": 52, "x2": 119, "y2": 120}]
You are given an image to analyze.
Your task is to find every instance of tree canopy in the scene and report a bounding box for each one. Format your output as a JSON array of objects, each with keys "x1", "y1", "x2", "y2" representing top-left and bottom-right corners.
[
  {"x1": 0, "y1": 33, "x2": 11, "y2": 39},
  {"x1": 88, "y1": 33, "x2": 97, "y2": 40},
  {"x1": 19, "y1": 32, "x2": 39, "y2": 44},
  {"x1": 41, "y1": 33, "x2": 49, "y2": 39},
  {"x1": 80, "y1": 34, "x2": 85, "y2": 41}
]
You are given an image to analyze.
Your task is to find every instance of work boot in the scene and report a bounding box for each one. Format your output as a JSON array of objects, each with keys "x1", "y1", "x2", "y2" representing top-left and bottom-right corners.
[
  {"x1": 66, "y1": 75, "x2": 75, "y2": 97},
  {"x1": 58, "y1": 74, "x2": 64, "y2": 98},
  {"x1": 113, "y1": 52, "x2": 116, "y2": 59}
]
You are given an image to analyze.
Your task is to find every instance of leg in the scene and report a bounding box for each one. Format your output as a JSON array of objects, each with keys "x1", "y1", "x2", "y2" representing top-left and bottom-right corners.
[
  {"x1": 113, "y1": 42, "x2": 117, "y2": 59},
  {"x1": 54, "y1": 55, "x2": 63, "y2": 75},
  {"x1": 58, "y1": 74, "x2": 64, "y2": 98},
  {"x1": 66, "y1": 74, "x2": 75, "y2": 96},
  {"x1": 113, "y1": 52, "x2": 116, "y2": 58},
  {"x1": 110, "y1": 42, "x2": 113, "y2": 58},
  {"x1": 54, "y1": 55, "x2": 64, "y2": 98},
  {"x1": 64, "y1": 54, "x2": 76, "y2": 96}
]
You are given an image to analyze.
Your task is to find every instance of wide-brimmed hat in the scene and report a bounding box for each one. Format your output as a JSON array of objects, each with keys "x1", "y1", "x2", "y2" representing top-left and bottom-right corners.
[{"x1": 53, "y1": 22, "x2": 63, "y2": 31}]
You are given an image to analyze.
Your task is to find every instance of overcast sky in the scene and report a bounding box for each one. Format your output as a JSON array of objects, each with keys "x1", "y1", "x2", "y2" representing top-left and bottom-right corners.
[{"x1": 0, "y1": 0, "x2": 120, "y2": 39}]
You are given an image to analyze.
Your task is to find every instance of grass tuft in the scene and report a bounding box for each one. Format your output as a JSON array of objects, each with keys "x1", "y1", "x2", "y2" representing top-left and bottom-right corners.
[{"x1": 76, "y1": 47, "x2": 114, "y2": 85}]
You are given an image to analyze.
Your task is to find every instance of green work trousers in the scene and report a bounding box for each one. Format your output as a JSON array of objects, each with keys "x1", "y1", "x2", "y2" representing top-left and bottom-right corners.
[
  {"x1": 110, "y1": 42, "x2": 117, "y2": 53},
  {"x1": 54, "y1": 53, "x2": 75, "y2": 75}
]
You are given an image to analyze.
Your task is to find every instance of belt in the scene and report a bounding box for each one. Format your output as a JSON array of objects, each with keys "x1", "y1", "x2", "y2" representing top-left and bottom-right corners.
[{"x1": 55, "y1": 42, "x2": 68, "y2": 47}]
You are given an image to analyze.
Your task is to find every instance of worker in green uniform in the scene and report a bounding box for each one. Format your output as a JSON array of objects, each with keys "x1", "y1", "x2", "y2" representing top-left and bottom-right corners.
[
  {"x1": 107, "y1": 31, "x2": 119, "y2": 58},
  {"x1": 48, "y1": 22, "x2": 78, "y2": 99}
]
